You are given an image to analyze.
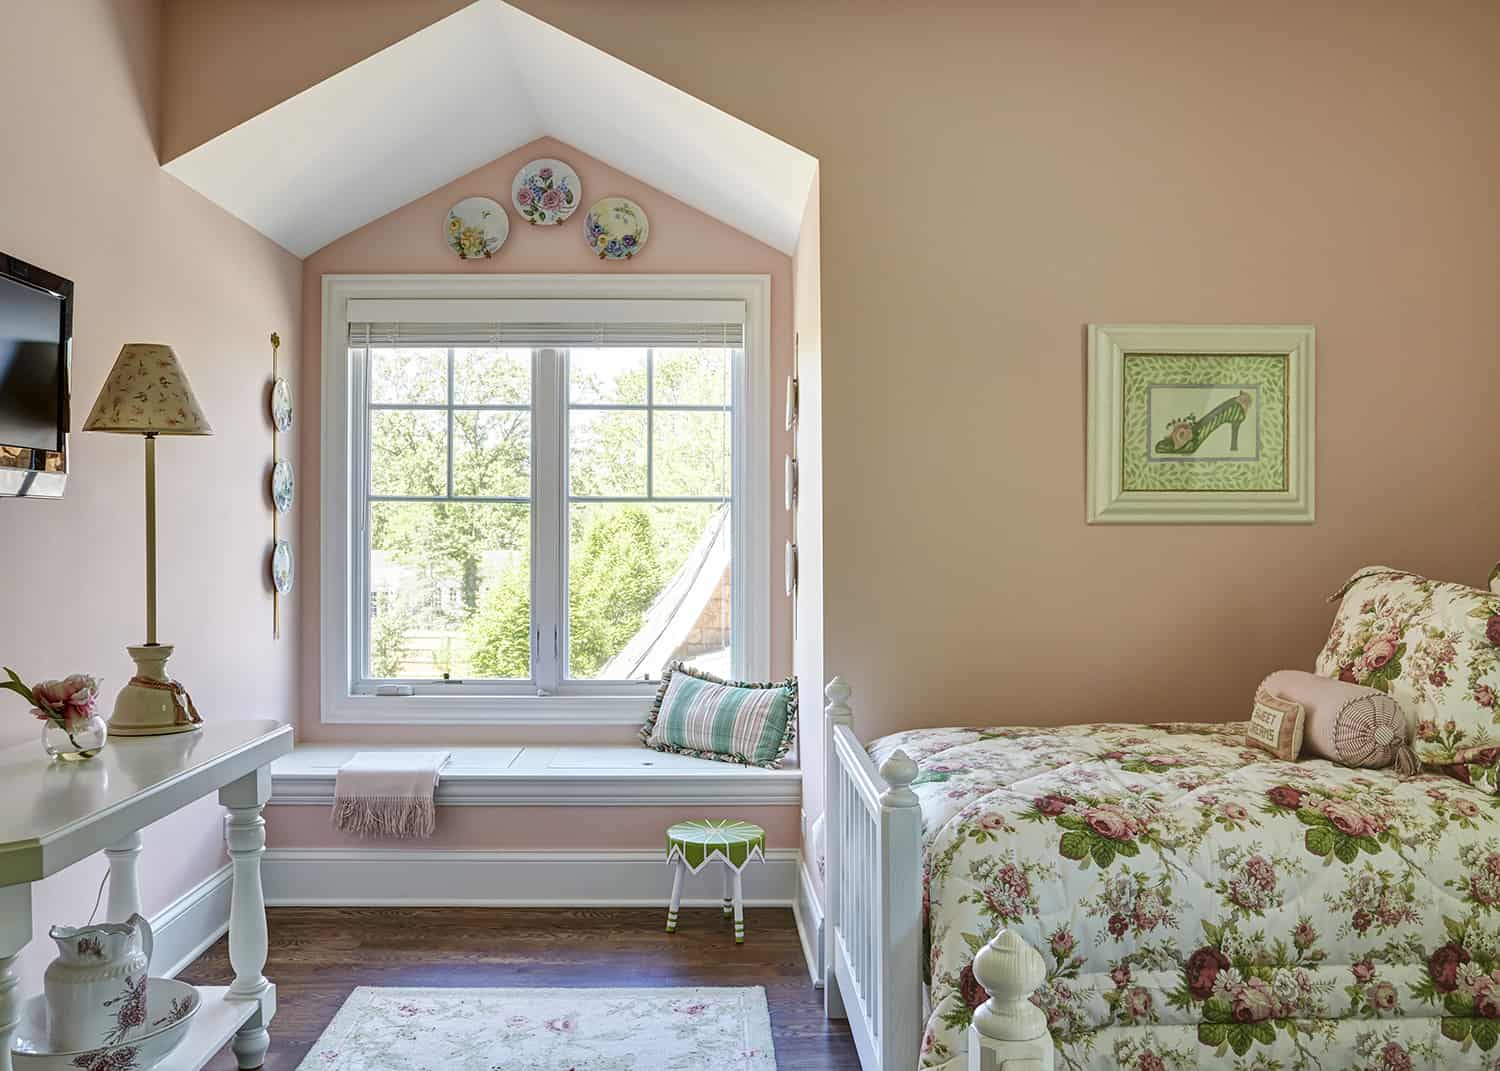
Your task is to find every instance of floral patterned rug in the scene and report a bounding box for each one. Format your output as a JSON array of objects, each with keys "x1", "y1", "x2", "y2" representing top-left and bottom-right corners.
[{"x1": 296, "y1": 986, "x2": 776, "y2": 1071}]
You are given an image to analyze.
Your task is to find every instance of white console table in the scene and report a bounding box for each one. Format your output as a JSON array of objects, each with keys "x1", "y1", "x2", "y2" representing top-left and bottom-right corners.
[{"x1": 0, "y1": 720, "x2": 293, "y2": 1071}]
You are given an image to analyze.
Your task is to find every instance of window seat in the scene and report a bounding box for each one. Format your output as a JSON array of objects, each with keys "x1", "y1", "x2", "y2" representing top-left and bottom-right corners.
[{"x1": 268, "y1": 745, "x2": 801, "y2": 808}]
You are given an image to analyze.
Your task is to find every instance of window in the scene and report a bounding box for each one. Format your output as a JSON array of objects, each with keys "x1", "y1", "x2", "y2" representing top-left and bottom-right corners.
[{"x1": 321, "y1": 278, "x2": 770, "y2": 723}]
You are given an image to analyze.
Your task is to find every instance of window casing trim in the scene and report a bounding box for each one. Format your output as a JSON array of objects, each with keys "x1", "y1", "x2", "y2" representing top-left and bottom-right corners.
[{"x1": 319, "y1": 274, "x2": 772, "y2": 725}]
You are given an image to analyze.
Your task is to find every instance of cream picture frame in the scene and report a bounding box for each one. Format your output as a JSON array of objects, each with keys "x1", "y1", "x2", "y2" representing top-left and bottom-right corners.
[{"x1": 1086, "y1": 324, "x2": 1315, "y2": 524}]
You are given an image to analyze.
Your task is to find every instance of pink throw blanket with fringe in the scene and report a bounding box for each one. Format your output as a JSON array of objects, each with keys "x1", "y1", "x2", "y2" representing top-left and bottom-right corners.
[{"x1": 333, "y1": 751, "x2": 449, "y2": 838}]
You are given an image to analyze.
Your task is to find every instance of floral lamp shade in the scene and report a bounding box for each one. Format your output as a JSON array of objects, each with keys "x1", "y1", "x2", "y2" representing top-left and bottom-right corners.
[{"x1": 83, "y1": 344, "x2": 213, "y2": 435}]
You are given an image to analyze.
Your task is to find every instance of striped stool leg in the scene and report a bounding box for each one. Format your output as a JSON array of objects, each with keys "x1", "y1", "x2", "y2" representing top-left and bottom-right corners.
[
  {"x1": 732, "y1": 867, "x2": 745, "y2": 944},
  {"x1": 665, "y1": 861, "x2": 686, "y2": 934},
  {"x1": 722, "y1": 862, "x2": 734, "y2": 919}
]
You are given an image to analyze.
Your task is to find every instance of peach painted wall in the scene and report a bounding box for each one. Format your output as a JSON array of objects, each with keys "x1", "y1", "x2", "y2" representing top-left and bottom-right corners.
[
  {"x1": 156, "y1": 1, "x2": 1500, "y2": 888},
  {"x1": 0, "y1": 1, "x2": 302, "y2": 988},
  {"x1": 298, "y1": 135, "x2": 795, "y2": 745}
]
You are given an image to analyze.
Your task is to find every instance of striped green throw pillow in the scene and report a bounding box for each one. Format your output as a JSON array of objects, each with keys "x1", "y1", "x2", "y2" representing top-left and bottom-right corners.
[{"x1": 641, "y1": 663, "x2": 797, "y2": 768}]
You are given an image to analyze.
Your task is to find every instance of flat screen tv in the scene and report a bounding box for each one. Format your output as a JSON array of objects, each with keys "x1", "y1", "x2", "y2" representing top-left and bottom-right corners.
[{"x1": 0, "y1": 252, "x2": 72, "y2": 498}]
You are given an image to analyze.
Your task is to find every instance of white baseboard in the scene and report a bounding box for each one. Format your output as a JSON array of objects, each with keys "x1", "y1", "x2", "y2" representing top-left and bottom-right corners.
[
  {"x1": 792, "y1": 859, "x2": 824, "y2": 987},
  {"x1": 261, "y1": 848, "x2": 800, "y2": 907},
  {"x1": 153, "y1": 864, "x2": 233, "y2": 979}
]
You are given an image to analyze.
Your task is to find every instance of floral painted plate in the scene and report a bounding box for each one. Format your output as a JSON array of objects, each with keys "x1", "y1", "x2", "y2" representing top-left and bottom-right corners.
[
  {"x1": 270, "y1": 377, "x2": 292, "y2": 432},
  {"x1": 271, "y1": 459, "x2": 294, "y2": 513},
  {"x1": 445, "y1": 197, "x2": 509, "y2": 259},
  {"x1": 512, "y1": 158, "x2": 580, "y2": 225},
  {"x1": 12, "y1": 977, "x2": 200, "y2": 1069},
  {"x1": 584, "y1": 197, "x2": 649, "y2": 260},
  {"x1": 271, "y1": 539, "x2": 294, "y2": 594}
]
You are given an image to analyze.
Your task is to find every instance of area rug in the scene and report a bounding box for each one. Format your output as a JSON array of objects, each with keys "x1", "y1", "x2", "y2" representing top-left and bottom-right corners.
[{"x1": 295, "y1": 986, "x2": 777, "y2": 1071}]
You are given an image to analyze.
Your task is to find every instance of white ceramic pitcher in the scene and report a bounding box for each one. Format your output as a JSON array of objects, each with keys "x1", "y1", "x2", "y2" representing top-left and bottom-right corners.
[{"x1": 45, "y1": 913, "x2": 153, "y2": 1050}]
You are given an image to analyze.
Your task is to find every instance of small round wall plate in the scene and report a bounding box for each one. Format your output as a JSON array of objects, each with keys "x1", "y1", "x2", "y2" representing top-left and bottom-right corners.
[
  {"x1": 445, "y1": 196, "x2": 509, "y2": 259},
  {"x1": 271, "y1": 539, "x2": 294, "y2": 593},
  {"x1": 512, "y1": 158, "x2": 581, "y2": 225},
  {"x1": 584, "y1": 197, "x2": 649, "y2": 260},
  {"x1": 271, "y1": 459, "x2": 294, "y2": 513},
  {"x1": 270, "y1": 378, "x2": 292, "y2": 431}
]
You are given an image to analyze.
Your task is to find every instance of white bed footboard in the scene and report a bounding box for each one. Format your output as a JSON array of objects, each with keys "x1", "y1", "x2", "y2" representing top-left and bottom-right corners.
[
  {"x1": 823, "y1": 678, "x2": 924, "y2": 1070},
  {"x1": 822, "y1": 679, "x2": 1054, "y2": 1071}
]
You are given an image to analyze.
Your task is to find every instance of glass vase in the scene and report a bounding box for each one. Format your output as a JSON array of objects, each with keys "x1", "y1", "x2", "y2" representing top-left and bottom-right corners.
[{"x1": 43, "y1": 715, "x2": 108, "y2": 760}]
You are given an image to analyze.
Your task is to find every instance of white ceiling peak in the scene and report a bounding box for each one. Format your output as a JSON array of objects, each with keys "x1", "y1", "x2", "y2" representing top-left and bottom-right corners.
[{"x1": 162, "y1": 1, "x2": 816, "y2": 258}]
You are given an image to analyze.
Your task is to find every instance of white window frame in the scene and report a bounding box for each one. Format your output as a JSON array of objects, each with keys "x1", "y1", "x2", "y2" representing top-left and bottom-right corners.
[{"x1": 320, "y1": 274, "x2": 771, "y2": 725}]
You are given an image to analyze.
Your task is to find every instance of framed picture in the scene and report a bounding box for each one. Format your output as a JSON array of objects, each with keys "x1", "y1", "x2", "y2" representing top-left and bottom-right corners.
[{"x1": 1086, "y1": 324, "x2": 1315, "y2": 524}]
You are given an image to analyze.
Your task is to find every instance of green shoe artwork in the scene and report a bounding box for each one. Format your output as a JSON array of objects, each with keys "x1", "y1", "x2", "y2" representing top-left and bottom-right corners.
[{"x1": 1154, "y1": 390, "x2": 1253, "y2": 455}]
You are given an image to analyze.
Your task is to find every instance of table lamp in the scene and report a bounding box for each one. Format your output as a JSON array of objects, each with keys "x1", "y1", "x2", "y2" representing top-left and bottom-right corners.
[{"x1": 84, "y1": 344, "x2": 211, "y2": 735}]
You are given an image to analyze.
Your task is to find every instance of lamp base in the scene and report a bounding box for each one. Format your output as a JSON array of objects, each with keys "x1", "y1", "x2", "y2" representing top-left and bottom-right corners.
[{"x1": 107, "y1": 644, "x2": 202, "y2": 736}]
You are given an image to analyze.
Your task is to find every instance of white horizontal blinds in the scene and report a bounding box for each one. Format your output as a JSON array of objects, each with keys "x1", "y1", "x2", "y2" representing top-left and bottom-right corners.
[
  {"x1": 346, "y1": 298, "x2": 745, "y2": 348},
  {"x1": 349, "y1": 322, "x2": 744, "y2": 347}
]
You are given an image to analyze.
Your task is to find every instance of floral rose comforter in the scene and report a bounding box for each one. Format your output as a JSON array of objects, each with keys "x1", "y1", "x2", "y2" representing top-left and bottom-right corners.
[{"x1": 868, "y1": 721, "x2": 1500, "y2": 1071}]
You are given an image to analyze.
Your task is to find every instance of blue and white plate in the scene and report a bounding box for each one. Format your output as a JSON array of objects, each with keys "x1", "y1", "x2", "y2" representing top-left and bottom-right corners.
[
  {"x1": 271, "y1": 539, "x2": 294, "y2": 594},
  {"x1": 584, "y1": 197, "x2": 649, "y2": 260},
  {"x1": 511, "y1": 158, "x2": 581, "y2": 225},
  {"x1": 271, "y1": 459, "x2": 294, "y2": 513}
]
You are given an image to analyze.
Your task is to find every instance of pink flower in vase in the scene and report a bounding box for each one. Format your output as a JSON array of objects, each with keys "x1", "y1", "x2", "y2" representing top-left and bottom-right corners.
[{"x1": 31, "y1": 674, "x2": 101, "y2": 723}]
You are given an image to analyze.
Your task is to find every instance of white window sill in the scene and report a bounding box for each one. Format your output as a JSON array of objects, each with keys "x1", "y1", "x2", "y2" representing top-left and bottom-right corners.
[
  {"x1": 320, "y1": 692, "x2": 657, "y2": 726},
  {"x1": 268, "y1": 745, "x2": 802, "y2": 807}
]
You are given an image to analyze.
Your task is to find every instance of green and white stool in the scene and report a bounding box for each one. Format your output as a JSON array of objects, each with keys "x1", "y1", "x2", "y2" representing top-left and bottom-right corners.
[{"x1": 664, "y1": 819, "x2": 766, "y2": 944}]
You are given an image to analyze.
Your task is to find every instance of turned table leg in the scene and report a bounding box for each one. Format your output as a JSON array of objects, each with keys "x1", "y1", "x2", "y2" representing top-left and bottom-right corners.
[
  {"x1": 0, "y1": 884, "x2": 31, "y2": 1071},
  {"x1": 221, "y1": 768, "x2": 274, "y2": 1070},
  {"x1": 105, "y1": 830, "x2": 144, "y2": 923},
  {"x1": 721, "y1": 864, "x2": 734, "y2": 920}
]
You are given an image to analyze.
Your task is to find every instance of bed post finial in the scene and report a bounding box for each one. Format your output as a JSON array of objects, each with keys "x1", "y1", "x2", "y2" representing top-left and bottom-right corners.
[
  {"x1": 825, "y1": 677, "x2": 853, "y2": 724},
  {"x1": 968, "y1": 929, "x2": 1054, "y2": 1071},
  {"x1": 878, "y1": 749, "x2": 919, "y2": 808}
]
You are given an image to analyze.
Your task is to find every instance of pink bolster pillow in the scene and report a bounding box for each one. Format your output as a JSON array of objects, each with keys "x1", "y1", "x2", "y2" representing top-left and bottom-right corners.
[{"x1": 1260, "y1": 670, "x2": 1417, "y2": 774}]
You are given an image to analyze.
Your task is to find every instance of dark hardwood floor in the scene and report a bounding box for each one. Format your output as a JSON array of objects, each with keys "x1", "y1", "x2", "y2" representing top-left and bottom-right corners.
[{"x1": 180, "y1": 906, "x2": 859, "y2": 1070}]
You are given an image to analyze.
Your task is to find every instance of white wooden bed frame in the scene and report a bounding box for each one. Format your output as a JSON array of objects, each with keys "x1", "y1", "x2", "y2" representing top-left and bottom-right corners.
[{"x1": 822, "y1": 678, "x2": 1055, "y2": 1071}]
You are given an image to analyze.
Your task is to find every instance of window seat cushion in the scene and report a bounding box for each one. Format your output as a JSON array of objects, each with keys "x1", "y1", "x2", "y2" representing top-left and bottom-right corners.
[{"x1": 269, "y1": 744, "x2": 801, "y2": 808}]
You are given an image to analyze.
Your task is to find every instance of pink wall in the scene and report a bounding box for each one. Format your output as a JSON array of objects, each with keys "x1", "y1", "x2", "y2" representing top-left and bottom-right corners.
[
  {"x1": 298, "y1": 135, "x2": 795, "y2": 745},
  {"x1": 0, "y1": 1, "x2": 302, "y2": 988}
]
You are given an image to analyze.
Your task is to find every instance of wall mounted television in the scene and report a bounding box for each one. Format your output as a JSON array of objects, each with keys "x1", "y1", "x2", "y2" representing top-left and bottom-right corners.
[{"x1": 0, "y1": 252, "x2": 72, "y2": 498}]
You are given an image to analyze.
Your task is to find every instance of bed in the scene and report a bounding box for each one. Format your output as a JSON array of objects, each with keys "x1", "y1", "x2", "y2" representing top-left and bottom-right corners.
[{"x1": 822, "y1": 680, "x2": 1500, "y2": 1071}]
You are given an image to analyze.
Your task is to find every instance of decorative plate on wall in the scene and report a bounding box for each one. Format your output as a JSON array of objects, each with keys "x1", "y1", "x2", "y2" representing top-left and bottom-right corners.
[
  {"x1": 270, "y1": 539, "x2": 294, "y2": 594},
  {"x1": 445, "y1": 197, "x2": 509, "y2": 259},
  {"x1": 584, "y1": 197, "x2": 649, "y2": 260},
  {"x1": 512, "y1": 158, "x2": 581, "y2": 225},
  {"x1": 271, "y1": 459, "x2": 294, "y2": 513},
  {"x1": 270, "y1": 377, "x2": 292, "y2": 432}
]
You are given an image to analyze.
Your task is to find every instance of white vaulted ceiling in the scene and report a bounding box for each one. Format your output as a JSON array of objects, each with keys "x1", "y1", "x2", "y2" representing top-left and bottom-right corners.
[{"x1": 163, "y1": 0, "x2": 816, "y2": 258}]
